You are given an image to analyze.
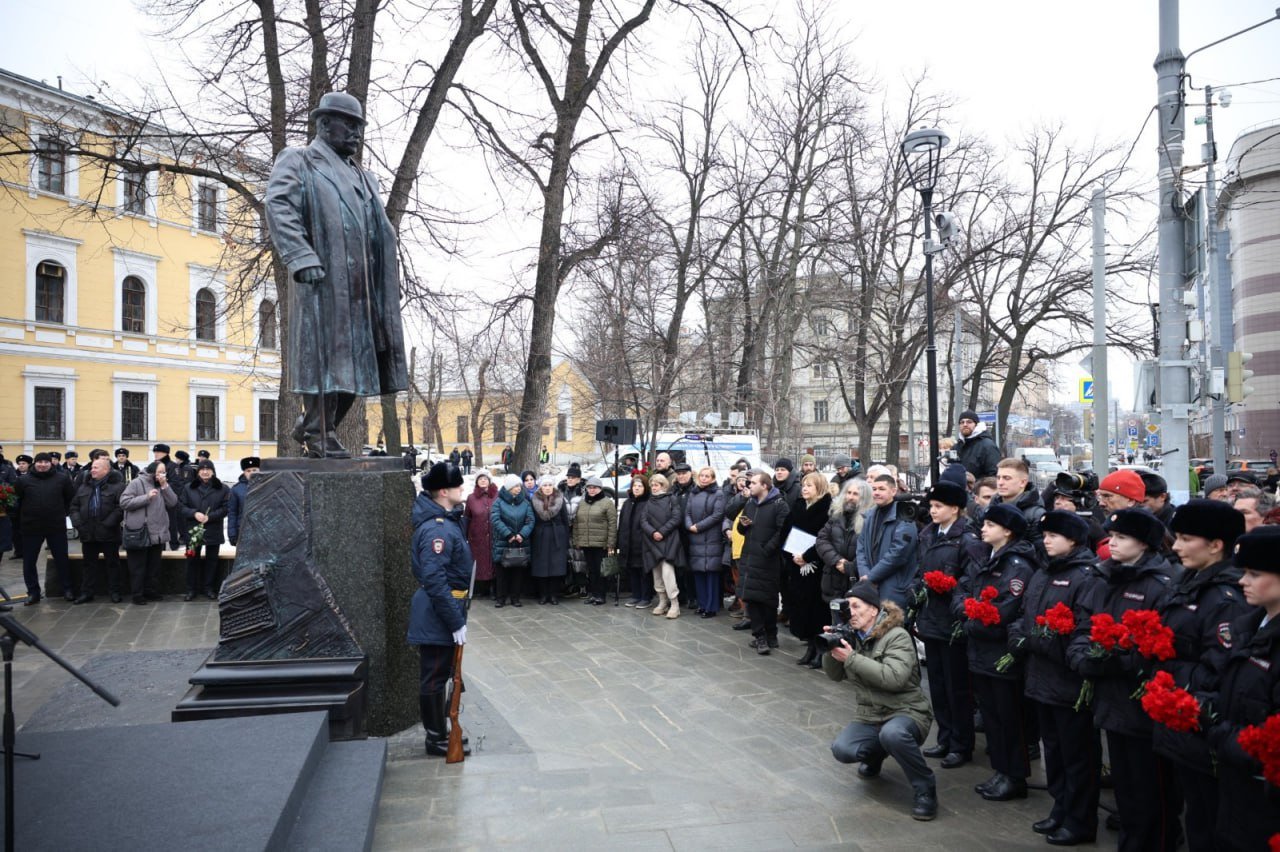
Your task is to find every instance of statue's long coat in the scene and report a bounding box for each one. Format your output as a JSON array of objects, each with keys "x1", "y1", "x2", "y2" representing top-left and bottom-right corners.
[{"x1": 264, "y1": 140, "x2": 408, "y2": 396}]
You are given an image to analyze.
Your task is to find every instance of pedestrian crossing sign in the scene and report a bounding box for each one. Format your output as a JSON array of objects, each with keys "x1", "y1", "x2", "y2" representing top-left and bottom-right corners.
[{"x1": 1079, "y1": 378, "x2": 1094, "y2": 404}]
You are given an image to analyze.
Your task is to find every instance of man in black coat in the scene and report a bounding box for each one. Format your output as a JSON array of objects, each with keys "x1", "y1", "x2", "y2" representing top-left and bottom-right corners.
[
  {"x1": 15, "y1": 453, "x2": 75, "y2": 604},
  {"x1": 1156, "y1": 500, "x2": 1251, "y2": 852},
  {"x1": 954, "y1": 410, "x2": 1000, "y2": 479},
  {"x1": 69, "y1": 457, "x2": 125, "y2": 603},
  {"x1": 740, "y1": 470, "x2": 790, "y2": 654},
  {"x1": 773, "y1": 458, "x2": 800, "y2": 504}
]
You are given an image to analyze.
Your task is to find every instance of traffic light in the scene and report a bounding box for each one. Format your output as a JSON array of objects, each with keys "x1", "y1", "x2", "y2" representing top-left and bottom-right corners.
[{"x1": 1226, "y1": 351, "x2": 1254, "y2": 403}]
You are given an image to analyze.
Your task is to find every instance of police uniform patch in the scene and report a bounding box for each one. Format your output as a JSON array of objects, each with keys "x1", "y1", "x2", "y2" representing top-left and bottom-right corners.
[
  {"x1": 1009, "y1": 578, "x2": 1025, "y2": 597},
  {"x1": 1052, "y1": 579, "x2": 1071, "y2": 586},
  {"x1": 1123, "y1": 591, "x2": 1145, "y2": 601},
  {"x1": 432, "y1": 538, "x2": 445, "y2": 554},
  {"x1": 1217, "y1": 622, "x2": 1232, "y2": 648}
]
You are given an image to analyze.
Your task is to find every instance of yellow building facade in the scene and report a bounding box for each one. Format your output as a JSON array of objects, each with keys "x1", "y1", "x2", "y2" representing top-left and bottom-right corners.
[
  {"x1": 0, "y1": 70, "x2": 279, "y2": 464},
  {"x1": 368, "y1": 359, "x2": 603, "y2": 468}
]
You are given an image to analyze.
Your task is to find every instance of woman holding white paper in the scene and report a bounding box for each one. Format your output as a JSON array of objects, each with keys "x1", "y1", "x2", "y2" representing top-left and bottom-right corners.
[{"x1": 783, "y1": 472, "x2": 834, "y2": 667}]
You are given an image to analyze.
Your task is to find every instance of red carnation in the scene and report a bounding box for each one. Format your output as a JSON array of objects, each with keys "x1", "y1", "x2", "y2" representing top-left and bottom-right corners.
[
  {"x1": 923, "y1": 571, "x2": 957, "y2": 595},
  {"x1": 1087, "y1": 612, "x2": 1128, "y2": 657},
  {"x1": 963, "y1": 586, "x2": 1001, "y2": 627},
  {"x1": 1139, "y1": 671, "x2": 1201, "y2": 733},
  {"x1": 1120, "y1": 609, "x2": 1176, "y2": 662},
  {"x1": 1270, "y1": 833, "x2": 1280, "y2": 852},
  {"x1": 1238, "y1": 713, "x2": 1280, "y2": 787},
  {"x1": 1035, "y1": 602, "x2": 1076, "y2": 637}
]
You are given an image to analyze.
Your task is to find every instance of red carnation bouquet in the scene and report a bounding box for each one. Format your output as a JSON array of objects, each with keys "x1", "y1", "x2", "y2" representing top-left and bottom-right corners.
[
  {"x1": 923, "y1": 570, "x2": 957, "y2": 595},
  {"x1": 1139, "y1": 671, "x2": 1201, "y2": 732},
  {"x1": 0, "y1": 483, "x2": 15, "y2": 510},
  {"x1": 1086, "y1": 612, "x2": 1128, "y2": 658},
  {"x1": 1035, "y1": 602, "x2": 1076, "y2": 638},
  {"x1": 963, "y1": 586, "x2": 1001, "y2": 626},
  {"x1": 1238, "y1": 713, "x2": 1280, "y2": 787},
  {"x1": 1119, "y1": 609, "x2": 1176, "y2": 661}
]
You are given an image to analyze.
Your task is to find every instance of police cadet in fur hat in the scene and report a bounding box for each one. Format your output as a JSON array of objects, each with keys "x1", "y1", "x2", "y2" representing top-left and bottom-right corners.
[
  {"x1": 1067, "y1": 508, "x2": 1178, "y2": 849},
  {"x1": 1147, "y1": 499, "x2": 1251, "y2": 849},
  {"x1": 1199, "y1": 526, "x2": 1280, "y2": 850},
  {"x1": 408, "y1": 461, "x2": 471, "y2": 758}
]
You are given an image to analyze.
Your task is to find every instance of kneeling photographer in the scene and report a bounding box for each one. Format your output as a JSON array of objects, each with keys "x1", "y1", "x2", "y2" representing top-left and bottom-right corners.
[{"x1": 823, "y1": 581, "x2": 937, "y2": 821}]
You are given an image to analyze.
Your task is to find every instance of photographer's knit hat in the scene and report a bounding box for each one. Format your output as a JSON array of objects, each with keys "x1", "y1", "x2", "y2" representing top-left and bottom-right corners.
[
  {"x1": 847, "y1": 580, "x2": 880, "y2": 610},
  {"x1": 1099, "y1": 470, "x2": 1145, "y2": 503}
]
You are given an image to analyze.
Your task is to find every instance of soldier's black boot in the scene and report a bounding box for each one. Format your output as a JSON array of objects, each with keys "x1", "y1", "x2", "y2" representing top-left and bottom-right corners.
[{"x1": 421, "y1": 692, "x2": 449, "y2": 757}]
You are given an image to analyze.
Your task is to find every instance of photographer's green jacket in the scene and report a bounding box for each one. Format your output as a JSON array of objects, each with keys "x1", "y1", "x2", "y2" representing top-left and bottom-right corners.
[{"x1": 822, "y1": 602, "x2": 933, "y2": 738}]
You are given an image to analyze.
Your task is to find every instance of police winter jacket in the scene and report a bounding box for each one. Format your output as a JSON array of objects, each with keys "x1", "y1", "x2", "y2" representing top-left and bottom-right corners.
[
  {"x1": 407, "y1": 493, "x2": 470, "y2": 646},
  {"x1": 617, "y1": 494, "x2": 649, "y2": 570},
  {"x1": 571, "y1": 490, "x2": 617, "y2": 550},
  {"x1": 739, "y1": 488, "x2": 790, "y2": 604},
  {"x1": 227, "y1": 475, "x2": 251, "y2": 545},
  {"x1": 68, "y1": 473, "x2": 125, "y2": 543},
  {"x1": 180, "y1": 477, "x2": 231, "y2": 546},
  {"x1": 909, "y1": 518, "x2": 987, "y2": 643},
  {"x1": 1008, "y1": 545, "x2": 1101, "y2": 707},
  {"x1": 954, "y1": 537, "x2": 1038, "y2": 679},
  {"x1": 1066, "y1": 551, "x2": 1176, "y2": 737},
  {"x1": 14, "y1": 467, "x2": 74, "y2": 535},
  {"x1": 1151, "y1": 559, "x2": 1251, "y2": 772},
  {"x1": 815, "y1": 507, "x2": 860, "y2": 602},
  {"x1": 856, "y1": 500, "x2": 919, "y2": 607},
  {"x1": 821, "y1": 602, "x2": 934, "y2": 738},
  {"x1": 641, "y1": 491, "x2": 686, "y2": 570},
  {"x1": 684, "y1": 484, "x2": 726, "y2": 573},
  {"x1": 489, "y1": 488, "x2": 534, "y2": 565},
  {"x1": 1203, "y1": 609, "x2": 1280, "y2": 852}
]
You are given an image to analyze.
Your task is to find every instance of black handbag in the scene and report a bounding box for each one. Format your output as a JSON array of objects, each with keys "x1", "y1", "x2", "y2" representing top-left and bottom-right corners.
[
  {"x1": 122, "y1": 524, "x2": 150, "y2": 551},
  {"x1": 501, "y1": 545, "x2": 530, "y2": 568}
]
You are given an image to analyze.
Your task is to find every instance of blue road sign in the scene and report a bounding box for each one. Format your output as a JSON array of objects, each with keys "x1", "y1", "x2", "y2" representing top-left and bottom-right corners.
[{"x1": 1127, "y1": 426, "x2": 1139, "y2": 439}]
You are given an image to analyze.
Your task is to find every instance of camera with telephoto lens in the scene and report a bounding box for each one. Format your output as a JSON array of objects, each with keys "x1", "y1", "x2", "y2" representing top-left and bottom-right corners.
[
  {"x1": 817, "y1": 599, "x2": 857, "y2": 650},
  {"x1": 893, "y1": 492, "x2": 925, "y2": 523},
  {"x1": 1056, "y1": 470, "x2": 1099, "y2": 494}
]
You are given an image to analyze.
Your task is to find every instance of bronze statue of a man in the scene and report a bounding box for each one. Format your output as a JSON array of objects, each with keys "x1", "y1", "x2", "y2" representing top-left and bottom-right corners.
[{"x1": 264, "y1": 92, "x2": 409, "y2": 458}]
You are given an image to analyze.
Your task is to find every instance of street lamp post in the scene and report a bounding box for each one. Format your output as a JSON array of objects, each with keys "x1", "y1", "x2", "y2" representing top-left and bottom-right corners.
[{"x1": 901, "y1": 127, "x2": 950, "y2": 488}]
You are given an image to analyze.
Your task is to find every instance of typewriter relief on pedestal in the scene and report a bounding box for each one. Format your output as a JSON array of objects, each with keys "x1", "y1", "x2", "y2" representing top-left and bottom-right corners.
[{"x1": 213, "y1": 470, "x2": 361, "y2": 660}]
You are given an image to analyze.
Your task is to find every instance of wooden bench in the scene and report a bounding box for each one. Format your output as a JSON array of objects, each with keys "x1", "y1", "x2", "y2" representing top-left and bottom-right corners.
[{"x1": 44, "y1": 546, "x2": 238, "y2": 598}]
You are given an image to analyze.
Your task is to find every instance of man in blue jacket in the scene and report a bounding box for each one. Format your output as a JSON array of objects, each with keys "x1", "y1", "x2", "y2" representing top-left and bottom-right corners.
[
  {"x1": 856, "y1": 474, "x2": 919, "y2": 607},
  {"x1": 408, "y1": 461, "x2": 472, "y2": 757},
  {"x1": 226, "y1": 456, "x2": 260, "y2": 547}
]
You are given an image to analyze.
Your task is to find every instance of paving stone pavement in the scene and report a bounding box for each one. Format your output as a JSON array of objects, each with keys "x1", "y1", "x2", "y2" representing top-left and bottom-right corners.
[
  {"x1": 373, "y1": 597, "x2": 1099, "y2": 851},
  {"x1": 0, "y1": 545, "x2": 1106, "y2": 850}
]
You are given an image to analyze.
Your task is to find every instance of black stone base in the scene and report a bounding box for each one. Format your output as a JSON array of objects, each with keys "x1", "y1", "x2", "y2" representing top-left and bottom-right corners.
[
  {"x1": 173, "y1": 655, "x2": 368, "y2": 740},
  {"x1": 44, "y1": 553, "x2": 234, "y2": 598}
]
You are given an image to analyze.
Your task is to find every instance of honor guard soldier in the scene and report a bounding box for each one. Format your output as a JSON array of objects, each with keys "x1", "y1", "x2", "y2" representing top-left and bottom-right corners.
[{"x1": 408, "y1": 461, "x2": 472, "y2": 757}]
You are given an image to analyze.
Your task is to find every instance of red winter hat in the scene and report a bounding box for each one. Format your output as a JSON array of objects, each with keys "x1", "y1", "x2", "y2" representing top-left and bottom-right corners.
[{"x1": 1099, "y1": 470, "x2": 1146, "y2": 503}]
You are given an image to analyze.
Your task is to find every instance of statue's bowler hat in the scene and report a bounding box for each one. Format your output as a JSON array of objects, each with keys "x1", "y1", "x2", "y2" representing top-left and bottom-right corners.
[{"x1": 310, "y1": 92, "x2": 365, "y2": 125}]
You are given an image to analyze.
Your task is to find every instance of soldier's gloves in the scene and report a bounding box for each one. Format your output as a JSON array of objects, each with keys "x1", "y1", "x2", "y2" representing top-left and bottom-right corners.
[{"x1": 452, "y1": 626, "x2": 467, "y2": 645}]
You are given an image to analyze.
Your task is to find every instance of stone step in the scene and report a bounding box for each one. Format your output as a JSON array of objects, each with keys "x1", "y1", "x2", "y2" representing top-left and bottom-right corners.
[{"x1": 285, "y1": 738, "x2": 387, "y2": 852}]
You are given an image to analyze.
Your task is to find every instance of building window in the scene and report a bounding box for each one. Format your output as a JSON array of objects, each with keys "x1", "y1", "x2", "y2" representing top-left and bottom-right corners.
[
  {"x1": 35, "y1": 261, "x2": 65, "y2": 324},
  {"x1": 813, "y1": 400, "x2": 829, "y2": 423},
  {"x1": 259, "y1": 299, "x2": 277, "y2": 349},
  {"x1": 121, "y1": 276, "x2": 146, "y2": 333},
  {"x1": 456, "y1": 415, "x2": 469, "y2": 444},
  {"x1": 196, "y1": 395, "x2": 219, "y2": 441},
  {"x1": 197, "y1": 182, "x2": 218, "y2": 232},
  {"x1": 195, "y1": 288, "x2": 216, "y2": 341},
  {"x1": 34, "y1": 387, "x2": 65, "y2": 440},
  {"x1": 121, "y1": 391, "x2": 148, "y2": 441},
  {"x1": 122, "y1": 167, "x2": 147, "y2": 215},
  {"x1": 37, "y1": 139, "x2": 67, "y2": 194},
  {"x1": 810, "y1": 362, "x2": 831, "y2": 380},
  {"x1": 492, "y1": 413, "x2": 506, "y2": 443},
  {"x1": 259, "y1": 398, "x2": 278, "y2": 442},
  {"x1": 557, "y1": 413, "x2": 568, "y2": 442},
  {"x1": 813, "y1": 318, "x2": 833, "y2": 337}
]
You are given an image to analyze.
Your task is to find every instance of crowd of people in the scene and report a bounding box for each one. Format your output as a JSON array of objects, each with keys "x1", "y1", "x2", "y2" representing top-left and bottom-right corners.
[
  {"x1": 0, "y1": 444, "x2": 260, "y2": 606},
  {"x1": 417, "y1": 413, "x2": 1280, "y2": 848}
]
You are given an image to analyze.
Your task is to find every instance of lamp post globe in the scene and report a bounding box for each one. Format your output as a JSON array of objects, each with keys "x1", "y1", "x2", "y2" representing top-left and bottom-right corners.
[{"x1": 901, "y1": 127, "x2": 950, "y2": 487}]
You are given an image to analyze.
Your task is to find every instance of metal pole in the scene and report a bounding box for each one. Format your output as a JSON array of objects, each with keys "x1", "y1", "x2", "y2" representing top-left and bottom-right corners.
[
  {"x1": 923, "y1": 188, "x2": 941, "y2": 488},
  {"x1": 1204, "y1": 85, "x2": 1228, "y2": 476},
  {"x1": 952, "y1": 304, "x2": 964, "y2": 426},
  {"x1": 1091, "y1": 189, "x2": 1110, "y2": 472},
  {"x1": 1156, "y1": 0, "x2": 1190, "y2": 502}
]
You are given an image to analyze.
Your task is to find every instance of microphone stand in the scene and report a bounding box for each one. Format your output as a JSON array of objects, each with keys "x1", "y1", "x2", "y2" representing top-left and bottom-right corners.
[{"x1": 0, "y1": 615, "x2": 119, "y2": 852}]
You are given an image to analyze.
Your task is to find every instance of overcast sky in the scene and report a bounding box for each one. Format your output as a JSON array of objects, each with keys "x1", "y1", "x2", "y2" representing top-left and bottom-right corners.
[{"x1": 4, "y1": 1, "x2": 1278, "y2": 409}]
